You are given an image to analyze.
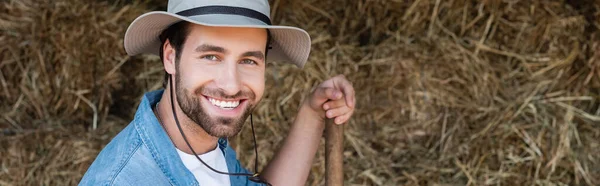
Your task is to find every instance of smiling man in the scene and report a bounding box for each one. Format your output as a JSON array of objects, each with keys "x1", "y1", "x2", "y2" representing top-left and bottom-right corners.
[{"x1": 80, "y1": 0, "x2": 355, "y2": 185}]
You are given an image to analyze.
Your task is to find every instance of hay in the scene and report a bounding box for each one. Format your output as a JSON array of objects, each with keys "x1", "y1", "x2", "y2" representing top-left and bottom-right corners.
[{"x1": 1, "y1": 0, "x2": 599, "y2": 185}]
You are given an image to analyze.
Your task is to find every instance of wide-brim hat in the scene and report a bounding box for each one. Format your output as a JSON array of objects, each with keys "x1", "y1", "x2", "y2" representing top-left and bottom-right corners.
[{"x1": 124, "y1": 0, "x2": 311, "y2": 68}]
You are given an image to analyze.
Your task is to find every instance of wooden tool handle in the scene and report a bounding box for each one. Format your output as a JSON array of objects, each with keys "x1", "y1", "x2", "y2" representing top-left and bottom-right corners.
[{"x1": 325, "y1": 119, "x2": 344, "y2": 186}]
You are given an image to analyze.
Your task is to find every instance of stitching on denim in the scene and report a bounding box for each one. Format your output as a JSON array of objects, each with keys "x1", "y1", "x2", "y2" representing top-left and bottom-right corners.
[
  {"x1": 134, "y1": 110, "x2": 179, "y2": 186},
  {"x1": 142, "y1": 136, "x2": 177, "y2": 185},
  {"x1": 107, "y1": 134, "x2": 141, "y2": 186}
]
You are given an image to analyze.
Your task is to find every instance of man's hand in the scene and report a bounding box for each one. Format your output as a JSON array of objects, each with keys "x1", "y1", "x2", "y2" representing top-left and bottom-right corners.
[
  {"x1": 304, "y1": 74, "x2": 356, "y2": 124},
  {"x1": 261, "y1": 74, "x2": 355, "y2": 185}
]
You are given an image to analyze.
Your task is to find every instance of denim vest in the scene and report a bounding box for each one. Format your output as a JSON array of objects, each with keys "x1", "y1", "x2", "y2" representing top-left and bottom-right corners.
[{"x1": 80, "y1": 90, "x2": 262, "y2": 186}]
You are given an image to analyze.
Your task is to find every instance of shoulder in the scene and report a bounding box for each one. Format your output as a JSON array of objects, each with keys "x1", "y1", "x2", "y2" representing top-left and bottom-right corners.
[{"x1": 79, "y1": 123, "x2": 170, "y2": 186}]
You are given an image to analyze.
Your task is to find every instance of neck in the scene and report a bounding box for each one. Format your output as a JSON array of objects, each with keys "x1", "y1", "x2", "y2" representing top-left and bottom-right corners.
[{"x1": 156, "y1": 87, "x2": 219, "y2": 155}]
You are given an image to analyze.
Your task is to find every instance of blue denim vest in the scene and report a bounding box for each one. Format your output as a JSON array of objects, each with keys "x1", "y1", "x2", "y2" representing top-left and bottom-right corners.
[{"x1": 80, "y1": 90, "x2": 262, "y2": 186}]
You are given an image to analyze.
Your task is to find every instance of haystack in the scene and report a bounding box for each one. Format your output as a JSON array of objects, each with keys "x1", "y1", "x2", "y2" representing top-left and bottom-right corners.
[{"x1": 1, "y1": 0, "x2": 599, "y2": 185}]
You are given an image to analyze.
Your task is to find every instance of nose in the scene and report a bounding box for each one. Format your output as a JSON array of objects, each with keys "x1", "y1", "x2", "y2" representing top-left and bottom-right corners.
[{"x1": 215, "y1": 61, "x2": 241, "y2": 96}]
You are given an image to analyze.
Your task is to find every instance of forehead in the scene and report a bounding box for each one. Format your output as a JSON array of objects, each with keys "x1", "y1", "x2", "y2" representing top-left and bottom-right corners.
[{"x1": 184, "y1": 24, "x2": 268, "y2": 50}]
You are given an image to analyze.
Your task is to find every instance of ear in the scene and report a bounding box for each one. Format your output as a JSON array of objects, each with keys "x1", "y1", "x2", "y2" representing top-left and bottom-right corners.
[{"x1": 163, "y1": 40, "x2": 177, "y2": 75}]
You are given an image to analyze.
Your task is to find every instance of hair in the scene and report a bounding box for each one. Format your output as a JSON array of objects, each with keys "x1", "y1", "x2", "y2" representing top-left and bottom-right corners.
[
  {"x1": 158, "y1": 21, "x2": 272, "y2": 88},
  {"x1": 159, "y1": 21, "x2": 190, "y2": 88}
]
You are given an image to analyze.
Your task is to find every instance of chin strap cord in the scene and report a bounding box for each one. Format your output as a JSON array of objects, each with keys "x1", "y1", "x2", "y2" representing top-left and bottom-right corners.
[{"x1": 168, "y1": 75, "x2": 271, "y2": 185}]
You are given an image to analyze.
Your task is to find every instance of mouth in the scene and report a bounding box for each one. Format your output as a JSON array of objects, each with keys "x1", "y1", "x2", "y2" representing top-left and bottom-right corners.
[
  {"x1": 201, "y1": 94, "x2": 249, "y2": 117},
  {"x1": 206, "y1": 97, "x2": 243, "y2": 110}
]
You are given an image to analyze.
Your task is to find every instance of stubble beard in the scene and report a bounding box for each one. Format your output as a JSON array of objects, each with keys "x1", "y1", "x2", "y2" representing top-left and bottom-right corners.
[{"x1": 174, "y1": 66, "x2": 255, "y2": 138}]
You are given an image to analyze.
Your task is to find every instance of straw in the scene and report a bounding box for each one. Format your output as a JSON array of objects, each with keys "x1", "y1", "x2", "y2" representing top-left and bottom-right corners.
[{"x1": 1, "y1": 0, "x2": 599, "y2": 185}]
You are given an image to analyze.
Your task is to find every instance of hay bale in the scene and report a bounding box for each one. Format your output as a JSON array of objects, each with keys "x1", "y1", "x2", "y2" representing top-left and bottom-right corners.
[
  {"x1": 0, "y1": 0, "x2": 154, "y2": 129},
  {"x1": 1, "y1": 0, "x2": 599, "y2": 185}
]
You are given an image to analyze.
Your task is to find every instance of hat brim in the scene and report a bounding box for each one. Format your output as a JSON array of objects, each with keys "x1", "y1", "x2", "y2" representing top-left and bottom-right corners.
[{"x1": 124, "y1": 11, "x2": 311, "y2": 68}]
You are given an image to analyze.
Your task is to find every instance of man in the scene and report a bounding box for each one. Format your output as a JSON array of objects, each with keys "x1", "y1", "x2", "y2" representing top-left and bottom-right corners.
[{"x1": 80, "y1": 0, "x2": 355, "y2": 185}]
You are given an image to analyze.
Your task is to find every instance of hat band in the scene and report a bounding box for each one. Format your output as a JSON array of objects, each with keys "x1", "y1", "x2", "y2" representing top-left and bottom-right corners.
[{"x1": 176, "y1": 6, "x2": 272, "y2": 25}]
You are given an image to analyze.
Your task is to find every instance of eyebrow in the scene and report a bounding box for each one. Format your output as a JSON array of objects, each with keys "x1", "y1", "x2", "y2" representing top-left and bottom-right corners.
[
  {"x1": 195, "y1": 44, "x2": 264, "y2": 61},
  {"x1": 240, "y1": 51, "x2": 265, "y2": 61},
  {"x1": 195, "y1": 44, "x2": 227, "y2": 53}
]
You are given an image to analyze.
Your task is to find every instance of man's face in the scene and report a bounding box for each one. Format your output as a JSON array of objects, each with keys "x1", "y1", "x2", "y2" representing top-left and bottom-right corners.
[{"x1": 171, "y1": 24, "x2": 267, "y2": 138}]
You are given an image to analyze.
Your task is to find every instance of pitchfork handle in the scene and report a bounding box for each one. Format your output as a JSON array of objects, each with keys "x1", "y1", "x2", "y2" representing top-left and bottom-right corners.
[{"x1": 325, "y1": 119, "x2": 344, "y2": 186}]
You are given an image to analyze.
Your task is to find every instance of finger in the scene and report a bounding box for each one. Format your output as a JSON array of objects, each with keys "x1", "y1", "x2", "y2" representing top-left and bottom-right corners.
[
  {"x1": 315, "y1": 87, "x2": 343, "y2": 101},
  {"x1": 334, "y1": 75, "x2": 355, "y2": 108},
  {"x1": 334, "y1": 111, "x2": 354, "y2": 125},
  {"x1": 323, "y1": 99, "x2": 347, "y2": 110},
  {"x1": 311, "y1": 87, "x2": 341, "y2": 109},
  {"x1": 325, "y1": 105, "x2": 351, "y2": 119}
]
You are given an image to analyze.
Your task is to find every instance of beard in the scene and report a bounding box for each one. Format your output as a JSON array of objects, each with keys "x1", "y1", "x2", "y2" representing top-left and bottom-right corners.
[{"x1": 174, "y1": 71, "x2": 256, "y2": 138}]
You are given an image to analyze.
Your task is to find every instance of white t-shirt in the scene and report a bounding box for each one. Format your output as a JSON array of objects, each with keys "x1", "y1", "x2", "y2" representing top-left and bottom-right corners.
[{"x1": 176, "y1": 146, "x2": 231, "y2": 186}]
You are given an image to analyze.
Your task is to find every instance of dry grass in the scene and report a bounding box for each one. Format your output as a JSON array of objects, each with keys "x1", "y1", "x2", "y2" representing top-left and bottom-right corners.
[{"x1": 1, "y1": 0, "x2": 599, "y2": 185}]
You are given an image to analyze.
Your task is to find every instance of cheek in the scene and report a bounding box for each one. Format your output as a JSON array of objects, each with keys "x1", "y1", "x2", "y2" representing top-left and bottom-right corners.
[
  {"x1": 254, "y1": 76, "x2": 265, "y2": 100},
  {"x1": 241, "y1": 69, "x2": 265, "y2": 101},
  {"x1": 178, "y1": 61, "x2": 214, "y2": 90}
]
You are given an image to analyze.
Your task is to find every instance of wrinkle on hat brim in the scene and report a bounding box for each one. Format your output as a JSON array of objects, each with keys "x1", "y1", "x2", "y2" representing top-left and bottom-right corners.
[{"x1": 124, "y1": 11, "x2": 311, "y2": 68}]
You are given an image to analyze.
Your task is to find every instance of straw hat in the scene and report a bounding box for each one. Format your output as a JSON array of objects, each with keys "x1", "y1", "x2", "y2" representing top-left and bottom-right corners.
[{"x1": 124, "y1": 0, "x2": 311, "y2": 68}]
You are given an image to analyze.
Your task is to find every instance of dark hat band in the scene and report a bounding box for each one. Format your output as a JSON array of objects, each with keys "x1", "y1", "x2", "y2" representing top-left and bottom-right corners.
[{"x1": 176, "y1": 6, "x2": 272, "y2": 25}]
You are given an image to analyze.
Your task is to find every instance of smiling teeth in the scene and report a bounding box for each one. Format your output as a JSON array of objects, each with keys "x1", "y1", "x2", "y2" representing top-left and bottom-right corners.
[{"x1": 208, "y1": 98, "x2": 240, "y2": 109}]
